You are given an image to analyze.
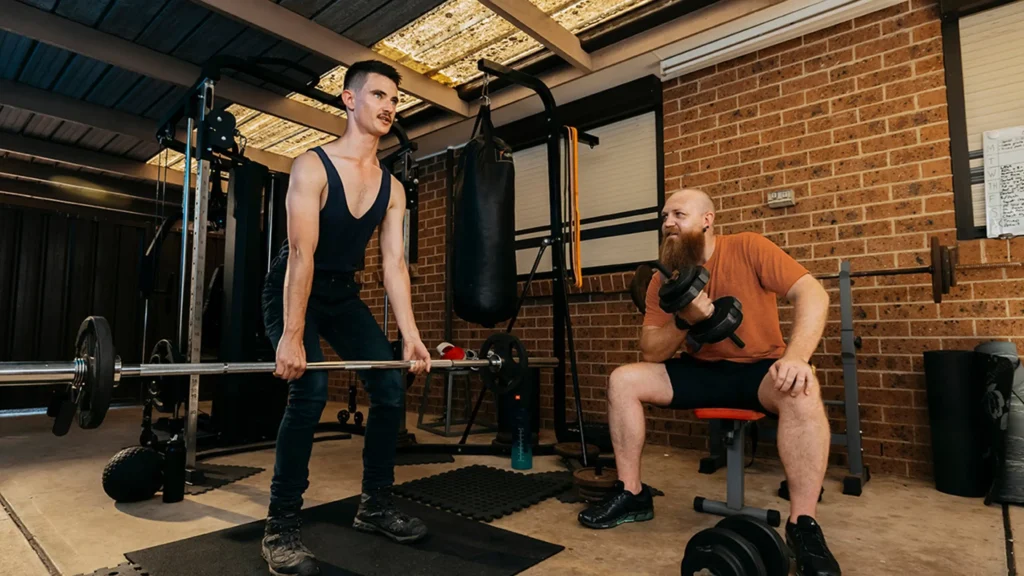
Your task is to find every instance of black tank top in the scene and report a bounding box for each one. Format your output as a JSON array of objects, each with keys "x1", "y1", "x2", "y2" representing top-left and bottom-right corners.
[{"x1": 273, "y1": 146, "x2": 391, "y2": 274}]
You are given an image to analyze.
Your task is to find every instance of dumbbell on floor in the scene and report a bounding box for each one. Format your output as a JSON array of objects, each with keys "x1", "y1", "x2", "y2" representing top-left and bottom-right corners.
[{"x1": 681, "y1": 515, "x2": 790, "y2": 576}]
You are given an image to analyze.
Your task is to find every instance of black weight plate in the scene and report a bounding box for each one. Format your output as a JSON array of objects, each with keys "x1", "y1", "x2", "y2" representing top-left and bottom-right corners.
[
  {"x1": 716, "y1": 516, "x2": 790, "y2": 576},
  {"x1": 683, "y1": 527, "x2": 767, "y2": 576},
  {"x1": 479, "y1": 333, "x2": 529, "y2": 394},
  {"x1": 659, "y1": 266, "x2": 708, "y2": 312},
  {"x1": 690, "y1": 296, "x2": 743, "y2": 344},
  {"x1": 77, "y1": 316, "x2": 115, "y2": 430},
  {"x1": 681, "y1": 543, "x2": 744, "y2": 576}
]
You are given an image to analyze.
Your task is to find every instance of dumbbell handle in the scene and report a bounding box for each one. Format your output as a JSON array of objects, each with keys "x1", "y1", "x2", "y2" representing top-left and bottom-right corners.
[{"x1": 728, "y1": 333, "x2": 745, "y2": 348}]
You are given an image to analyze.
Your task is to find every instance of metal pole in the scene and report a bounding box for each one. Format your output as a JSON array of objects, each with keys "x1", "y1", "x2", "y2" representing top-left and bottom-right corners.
[
  {"x1": 0, "y1": 357, "x2": 560, "y2": 385},
  {"x1": 266, "y1": 177, "x2": 275, "y2": 273},
  {"x1": 839, "y1": 261, "x2": 866, "y2": 482},
  {"x1": 177, "y1": 116, "x2": 194, "y2": 352},
  {"x1": 185, "y1": 79, "x2": 215, "y2": 472}
]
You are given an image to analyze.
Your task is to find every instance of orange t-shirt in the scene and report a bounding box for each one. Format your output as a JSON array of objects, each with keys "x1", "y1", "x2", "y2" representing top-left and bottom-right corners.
[{"x1": 643, "y1": 232, "x2": 810, "y2": 363}]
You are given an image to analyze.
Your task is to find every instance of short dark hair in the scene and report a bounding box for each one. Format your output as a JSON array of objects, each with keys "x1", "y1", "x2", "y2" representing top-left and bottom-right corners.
[{"x1": 344, "y1": 60, "x2": 402, "y2": 92}]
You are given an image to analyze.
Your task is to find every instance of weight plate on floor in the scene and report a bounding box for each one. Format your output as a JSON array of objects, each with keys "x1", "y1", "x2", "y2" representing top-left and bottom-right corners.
[
  {"x1": 479, "y1": 333, "x2": 529, "y2": 394},
  {"x1": 681, "y1": 527, "x2": 767, "y2": 576},
  {"x1": 77, "y1": 316, "x2": 115, "y2": 430},
  {"x1": 554, "y1": 442, "x2": 600, "y2": 461},
  {"x1": 573, "y1": 467, "x2": 618, "y2": 491},
  {"x1": 716, "y1": 516, "x2": 790, "y2": 576}
]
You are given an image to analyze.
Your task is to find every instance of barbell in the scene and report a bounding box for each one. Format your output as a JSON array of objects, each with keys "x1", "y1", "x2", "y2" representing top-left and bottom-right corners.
[
  {"x1": 0, "y1": 316, "x2": 558, "y2": 437},
  {"x1": 816, "y1": 236, "x2": 1021, "y2": 303}
]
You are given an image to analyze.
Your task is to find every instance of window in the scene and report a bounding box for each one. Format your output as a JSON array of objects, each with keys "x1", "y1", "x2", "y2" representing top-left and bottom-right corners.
[
  {"x1": 945, "y1": 0, "x2": 1024, "y2": 238},
  {"x1": 512, "y1": 111, "x2": 662, "y2": 276}
]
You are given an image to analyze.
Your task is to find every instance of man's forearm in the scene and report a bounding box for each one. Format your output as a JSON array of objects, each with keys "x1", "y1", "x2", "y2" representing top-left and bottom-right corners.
[
  {"x1": 282, "y1": 253, "x2": 314, "y2": 341},
  {"x1": 785, "y1": 291, "x2": 829, "y2": 362},
  {"x1": 640, "y1": 322, "x2": 687, "y2": 363},
  {"x1": 383, "y1": 260, "x2": 420, "y2": 342}
]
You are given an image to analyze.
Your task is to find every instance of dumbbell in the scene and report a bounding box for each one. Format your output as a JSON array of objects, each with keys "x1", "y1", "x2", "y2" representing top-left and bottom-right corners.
[
  {"x1": 653, "y1": 261, "x2": 744, "y2": 352},
  {"x1": 681, "y1": 515, "x2": 790, "y2": 576},
  {"x1": 686, "y1": 296, "x2": 746, "y2": 352},
  {"x1": 652, "y1": 262, "x2": 709, "y2": 313}
]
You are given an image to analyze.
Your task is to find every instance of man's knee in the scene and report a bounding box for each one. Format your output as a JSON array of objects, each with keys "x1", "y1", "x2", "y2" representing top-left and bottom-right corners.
[
  {"x1": 364, "y1": 371, "x2": 404, "y2": 409},
  {"x1": 286, "y1": 372, "x2": 329, "y2": 418},
  {"x1": 771, "y1": 379, "x2": 824, "y2": 418},
  {"x1": 608, "y1": 364, "x2": 642, "y2": 403}
]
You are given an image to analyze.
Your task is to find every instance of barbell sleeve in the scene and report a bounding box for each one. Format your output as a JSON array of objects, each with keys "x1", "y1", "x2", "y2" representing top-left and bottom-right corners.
[{"x1": 0, "y1": 356, "x2": 560, "y2": 386}]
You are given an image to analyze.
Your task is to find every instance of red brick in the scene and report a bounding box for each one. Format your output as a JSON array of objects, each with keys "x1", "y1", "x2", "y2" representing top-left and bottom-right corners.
[
  {"x1": 975, "y1": 281, "x2": 1024, "y2": 300},
  {"x1": 921, "y1": 159, "x2": 951, "y2": 177},
  {"x1": 740, "y1": 114, "x2": 782, "y2": 134},
  {"x1": 891, "y1": 143, "x2": 947, "y2": 166},
  {"x1": 758, "y1": 38, "x2": 804, "y2": 60},
  {"x1": 716, "y1": 77, "x2": 760, "y2": 100},
  {"x1": 785, "y1": 132, "x2": 832, "y2": 154},
  {"x1": 977, "y1": 319, "x2": 1024, "y2": 336},
  {"x1": 940, "y1": 301, "x2": 1008, "y2": 318},
  {"x1": 699, "y1": 97, "x2": 740, "y2": 119},
  {"x1": 739, "y1": 85, "x2": 782, "y2": 107},
  {"x1": 720, "y1": 162, "x2": 762, "y2": 181},
  {"x1": 789, "y1": 228, "x2": 838, "y2": 245},
  {"x1": 854, "y1": 3, "x2": 910, "y2": 27},
  {"x1": 735, "y1": 55, "x2": 782, "y2": 80},
  {"x1": 832, "y1": 87, "x2": 884, "y2": 112},
  {"x1": 839, "y1": 220, "x2": 892, "y2": 240},
  {"x1": 740, "y1": 142, "x2": 784, "y2": 163},
  {"x1": 699, "y1": 69, "x2": 738, "y2": 91},
  {"x1": 722, "y1": 221, "x2": 765, "y2": 235},
  {"x1": 805, "y1": 22, "x2": 852, "y2": 45},
  {"x1": 881, "y1": 7, "x2": 938, "y2": 35},
  {"x1": 680, "y1": 142, "x2": 718, "y2": 162},
  {"x1": 811, "y1": 174, "x2": 862, "y2": 196},
  {"x1": 838, "y1": 186, "x2": 890, "y2": 207},
  {"x1": 804, "y1": 49, "x2": 855, "y2": 73},
  {"x1": 717, "y1": 105, "x2": 759, "y2": 126},
  {"x1": 765, "y1": 214, "x2": 812, "y2": 232},
  {"x1": 783, "y1": 103, "x2": 830, "y2": 124},
  {"x1": 808, "y1": 110, "x2": 859, "y2": 134},
  {"x1": 886, "y1": 71, "x2": 944, "y2": 99},
  {"x1": 865, "y1": 165, "x2": 921, "y2": 186},
  {"x1": 829, "y1": 24, "x2": 882, "y2": 51},
  {"x1": 856, "y1": 32, "x2": 911, "y2": 60},
  {"x1": 678, "y1": 89, "x2": 717, "y2": 110},
  {"x1": 813, "y1": 239, "x2": 866, "y2": 258},
  {"x1": 889, "y1": 107, "x2": 947, "y2": 132},
  {"x1": 862, "y1": 130, "x2": 918, "y2": 154},
  {"x1": 700, "y1": 124, "x2": 739, "y2": 144},
  {"x1": 758, "y1": 63, "x2": 804, "y2": 88},
  {"x1": 831, "y1": 55, "x2": 883, "y2": 83},
  {"x1": 892, "y1": 177, "x2": 953, "y2": 199},
  {"x1": 760, "y1": 92, "x2": 807, "y2": 114},
  {"x1": 780, "y1": 40, "x2": 831, "y2": 66},
  {"x1": 785, "y1": 163, "x2": 833, "y2": 184},
  {"x1": 834, "y1": 120, "x2": 886, "y2": 143},
  {"x1": 664, "y1": 81, "x2": 700, "y2": 101},
  {"x1": 664, "y1": 109, "x2": 698, "y2": 128},
  {"x1": 1011, "y1": 301, "x2": 1024, "y2": 317},
  {"x1": 676, "y1": 68, "x2": 716, "y2": 86},
  {"x1": 786, "y1": 193, "x2": 836, "y2": 214},
  {"x1": 763, "y1": 123, "x2": 807, "y2": 144},
  {"x1": 858, "y1": 96, "x2": 916, "y2": 121},
  {"x1": 678, "y1": 116, "x2": 717, "y2": 135},
  {"x1": 835, "y1": 152, "x2": 888, "y2": 176},
  {"x1": 917, "y1": 88, "x2": 946, "y2": 109},
  {"x1": 810, "y1": 142, "x2": 858, "y2": 164},
  {"x1": 865, "y1": 199, "x2": 922, "y2": 221},
  {"x1": 720, "y1": 191, "x2": 764, "y2": 210},
  {"x1": 698, "y1": 152, "x2": 741, "y2": 172},
  {"x1": 716, "y1": 52, "x2": 760, "y2": 73},
  {"x1": 807, "y1": 78, "x2": 857, "y2": 103},
  {"x1": 814, "y1": 207, "x2": 863, "y2": 227},
  {"x1": 664, "y1": 100, "x2": 679, "y2": 115},
  {"x1": 894, "y1": 212, "x2": 956, "y2": 234},
  {"x1": 915, "y1": 53, "x2": 944, "y2": 75},
  {"x1": 740, "y1": 172, "x2": 783, "y2": 192},
  {"x1": 720, "y1": 133, "x2": 762, "y2": 153},
  {"x1": 913, "y1": 21, "x2": 942, "y2": 42},
  {"x1": 857, "y1": 64, "x2": 914, "y2": 90},
  {"x1": 763, "y1": 152, "x2": 808, "y2": 173}
]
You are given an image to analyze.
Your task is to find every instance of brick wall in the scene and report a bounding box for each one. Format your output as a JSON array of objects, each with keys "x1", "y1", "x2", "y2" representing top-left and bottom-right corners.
[{"x1": 325, "y1": 0, "x2": 1024, "y2": 480}]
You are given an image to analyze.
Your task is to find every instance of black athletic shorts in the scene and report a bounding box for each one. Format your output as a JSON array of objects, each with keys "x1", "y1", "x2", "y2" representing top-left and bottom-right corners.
[{"x1": 664, "y1": 355, "x2": 777, "y2": 415}]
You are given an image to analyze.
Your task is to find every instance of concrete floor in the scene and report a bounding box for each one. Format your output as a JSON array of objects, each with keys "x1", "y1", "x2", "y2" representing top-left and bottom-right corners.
[{"x1": 0, "y1": 401, "x2": 1012, "y2": 576}]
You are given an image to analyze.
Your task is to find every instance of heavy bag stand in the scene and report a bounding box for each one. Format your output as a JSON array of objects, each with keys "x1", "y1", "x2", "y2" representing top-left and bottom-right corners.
[{"x1": 399, "y1": 59, "x2": 600, "y2": 465}]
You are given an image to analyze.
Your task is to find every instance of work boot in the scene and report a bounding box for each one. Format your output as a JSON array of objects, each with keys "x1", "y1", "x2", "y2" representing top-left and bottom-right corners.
[
  {"x1": 353, "y1": 487, "x2": 428, "y2": 543},
  {"x1": 786, "y1": 515, "x2": 841, "y2": 576},
  {"x1": 261, "y1": 512, "x2": 320, "y2": 576},
  {"x1": 577, "y1": 481, "x2": 654, "y2": 529}
]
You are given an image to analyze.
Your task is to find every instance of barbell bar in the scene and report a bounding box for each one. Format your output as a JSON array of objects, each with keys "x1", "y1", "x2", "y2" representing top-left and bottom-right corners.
[
  {"x1": 816, "y1": 237, "x2": 1021, "y2": 303},
  {"x1": 0, "y1": 316, "x2": 558, "y2": 437}
]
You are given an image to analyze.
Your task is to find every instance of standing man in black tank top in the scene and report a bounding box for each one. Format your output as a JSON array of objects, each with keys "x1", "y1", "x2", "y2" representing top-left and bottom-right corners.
[{"x1": 260, "y1": 60, "x2": 431, "y2": 576}]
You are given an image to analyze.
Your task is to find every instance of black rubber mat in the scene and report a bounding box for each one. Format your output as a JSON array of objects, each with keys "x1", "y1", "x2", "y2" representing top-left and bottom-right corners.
[
  {"x1": 75, "y1": 562, "x2": 149, "y2": 576},
  {"x1": 391, "y1": 465, "x2": 572, "y2": 522},
  {"x1": 394, "y1": 452, "x2": 456, "y2": 466},
  {"x1": 124, "y1": 494, "x2": 563, "y2": 576},
  {"x1": 185, "y1": 463, "x2": 264, "y2": 495}
]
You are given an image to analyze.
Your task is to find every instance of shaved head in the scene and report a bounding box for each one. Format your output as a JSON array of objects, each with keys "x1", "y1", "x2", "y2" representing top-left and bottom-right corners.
[{"x1": 659, "y1": 188, "x2": 716, "y2": 270}]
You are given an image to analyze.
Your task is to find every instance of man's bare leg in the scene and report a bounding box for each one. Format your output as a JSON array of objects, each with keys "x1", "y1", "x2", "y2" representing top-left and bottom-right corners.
[
  {"x1": 606, "y1": 363, "x2": 675, "y2": 494},
  {"x1": 758, "y1": 371, "x2": 830, "y2": 522}
]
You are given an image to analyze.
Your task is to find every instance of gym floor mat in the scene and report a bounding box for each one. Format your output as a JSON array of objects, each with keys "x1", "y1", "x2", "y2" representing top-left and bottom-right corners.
[
  {"x1": 184, "y1": 463, "x2": 264, "y2": 495},
  {"x1": 124, "y1": 494, "x2": 563, "y2": 576},
  {"x1": 391, "y1": 465, "x2": 572, "y2": 522}
]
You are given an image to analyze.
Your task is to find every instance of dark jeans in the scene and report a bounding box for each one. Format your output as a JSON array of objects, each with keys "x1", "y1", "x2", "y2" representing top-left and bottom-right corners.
[{"x1": 262, "y1": 260, "x2": 403, "y2": 516}]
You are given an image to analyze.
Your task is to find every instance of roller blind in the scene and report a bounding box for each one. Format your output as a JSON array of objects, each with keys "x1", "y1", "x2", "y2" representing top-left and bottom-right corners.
[
  {"x1": 512, "y1": 111, "x2": 660, "y2": 275},
  {"x1": 959, "y1": 0, "x2": 1024, "y2": 227}
]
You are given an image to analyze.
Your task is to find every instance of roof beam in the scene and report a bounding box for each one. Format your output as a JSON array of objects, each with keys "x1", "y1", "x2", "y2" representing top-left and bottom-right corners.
[
  {"x1": 0, "y1": 132, "x2": 183, "y2": 185},
  {"x1": 0, "y1": 0, "x2": 345, "y2": 137},
  {"x1": 477, "y1": 0, "x2": 593, "y2": 72},
  {"x1": 0, "y1": 175, "x2": 172, "y2": 218},
  {"x1": 0, "y1": 79, "x2": 294, "y2": 174},
  {"x1": 0, "y1": 155, "x2": 182, "y2": 206},
  {"x1": 193, "y1": 0, "x2": 472, "y2": 117}
]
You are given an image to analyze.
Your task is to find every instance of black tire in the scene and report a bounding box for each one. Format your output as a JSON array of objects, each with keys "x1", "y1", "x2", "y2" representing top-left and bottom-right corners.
[{"x1": 103, "y1": 446, "x2": 164, "y2": 502}]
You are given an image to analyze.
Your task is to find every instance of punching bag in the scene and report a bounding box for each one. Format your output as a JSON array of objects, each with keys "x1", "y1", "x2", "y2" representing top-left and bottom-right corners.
[{"x1": 452, "y1": 105, "x2": 517, "y2": 327}]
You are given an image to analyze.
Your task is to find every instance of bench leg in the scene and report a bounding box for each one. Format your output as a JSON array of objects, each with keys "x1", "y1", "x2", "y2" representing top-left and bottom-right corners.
[{"x1": 693, "y1": 421, "x2": 782, "y2": 527}]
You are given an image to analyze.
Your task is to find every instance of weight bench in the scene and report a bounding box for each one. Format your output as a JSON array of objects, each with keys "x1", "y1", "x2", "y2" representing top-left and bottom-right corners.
[{"x1": 692, "y1": 408, "x2": 781, "y2": 527}]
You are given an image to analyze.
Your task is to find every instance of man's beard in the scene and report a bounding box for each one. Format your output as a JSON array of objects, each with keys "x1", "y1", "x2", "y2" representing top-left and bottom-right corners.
[{"x1": 659, "y1": 227, "x2": 706, "y2": 272}]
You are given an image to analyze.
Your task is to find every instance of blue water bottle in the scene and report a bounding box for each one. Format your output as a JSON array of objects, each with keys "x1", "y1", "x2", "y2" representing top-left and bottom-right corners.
[{"x1": 511, "y1": 393, "x2": 532, "y2": 470}]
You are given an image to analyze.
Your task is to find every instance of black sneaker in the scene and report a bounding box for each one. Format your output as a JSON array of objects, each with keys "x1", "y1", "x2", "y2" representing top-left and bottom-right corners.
[
  {"x1": 577, "y1": 481, "x2": 654, "y2": 529},
  {"x1": 786, "y1": 515, "x2": 841, "y2": 576},
  {"x1": 352, "y1": 488, "x2": 428, "y2": 544},
  {"x1": 261, "y1": 513, "x2": 320, "y2": 576}
]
